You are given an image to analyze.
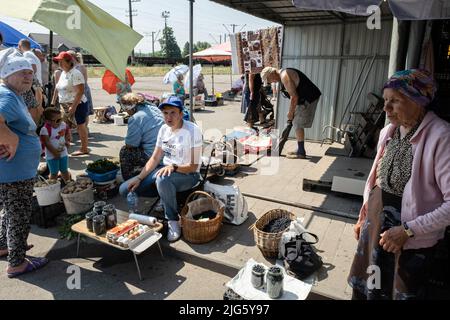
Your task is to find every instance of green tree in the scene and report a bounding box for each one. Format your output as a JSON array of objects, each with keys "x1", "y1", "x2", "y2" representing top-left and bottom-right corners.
[
  {"x1": 159, "y1": 26, "x2": 182, "y2": 59},
  {"x1": 195, "y1": 41, "x2": 211, "y2": 51},
  {"x1": 182, "y1": 41, "x2": 211, "y2": 57},
  {"x1": 182, "y1": 41, "x2": 190, "y2": 57}
]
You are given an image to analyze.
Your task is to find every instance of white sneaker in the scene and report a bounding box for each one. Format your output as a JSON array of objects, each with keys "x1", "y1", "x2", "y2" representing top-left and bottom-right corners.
[{"x1": 167, "y1": 220, "x2": 181, "y2": 242}]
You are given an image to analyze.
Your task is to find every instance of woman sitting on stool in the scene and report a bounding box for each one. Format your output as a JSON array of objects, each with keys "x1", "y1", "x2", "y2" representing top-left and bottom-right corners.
[
  {"x1": 119, "y1": 93, "x2": 164, "y2": 181},
  {"x1": 119, "y1": 96, "x2": 203, "y2": 242}
]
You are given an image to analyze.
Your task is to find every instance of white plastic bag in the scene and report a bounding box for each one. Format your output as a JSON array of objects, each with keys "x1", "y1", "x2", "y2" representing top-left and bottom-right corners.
[{"x1": 204, "y1": 181, "x2": 248, "y2": 225}]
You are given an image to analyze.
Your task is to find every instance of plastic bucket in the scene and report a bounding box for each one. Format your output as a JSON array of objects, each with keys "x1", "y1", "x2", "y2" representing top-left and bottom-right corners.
[
  {"x1": 34, "y1": 180, "x2": 61, "y2": 206},
  {"x1": 113, "y1": 114, "x2": 125, "y2": 126},
  {"x1": 61, "y1": 187, "x2": 94, "y2": 215}
]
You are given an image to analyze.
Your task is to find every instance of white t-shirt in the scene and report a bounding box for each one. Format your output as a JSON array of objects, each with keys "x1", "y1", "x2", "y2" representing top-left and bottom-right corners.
[
  {"x1": 23, "y1": 51, "x2": 42, "y2": 86},
  {"x1": 39, "y1": 122, "x2": 69, "y2": 160},
  {"x1": 156, "y1": 120, "x2": 203, "y2": 172},
  {"x1": 56, "y1": 68, "x2": 87, "y2": 104}
]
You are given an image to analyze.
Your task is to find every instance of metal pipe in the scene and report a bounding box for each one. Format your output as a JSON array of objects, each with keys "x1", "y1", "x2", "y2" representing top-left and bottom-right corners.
[
  {"x1": 242, "y1": 192, "x2": 358, "y2": 220},
  {"x1": 47, "y1": 31, "x2": 54, "y2": 108},
  {"x1": 336, "y1": 57, "x2": 369, "y2": 131},
  {"x1": 347, "y1": 54, "x2": 377, "y2": 117},
  {"x1": 330, "y1": 21, "x2": 346, "y2": 143},
  {"x1": 188, "y1": 0, "x2": 194, "y2": 121}
]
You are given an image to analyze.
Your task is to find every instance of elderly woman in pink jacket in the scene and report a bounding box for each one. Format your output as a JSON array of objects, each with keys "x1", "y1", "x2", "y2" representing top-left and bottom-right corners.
[{"x1": 348, "y1": 69, "x2": 450, "y2": 300}]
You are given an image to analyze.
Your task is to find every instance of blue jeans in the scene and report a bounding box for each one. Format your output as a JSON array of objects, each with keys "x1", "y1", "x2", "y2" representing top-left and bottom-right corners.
[{"x1": 119, "y1": 165, "x2": 201, "y2": 220}]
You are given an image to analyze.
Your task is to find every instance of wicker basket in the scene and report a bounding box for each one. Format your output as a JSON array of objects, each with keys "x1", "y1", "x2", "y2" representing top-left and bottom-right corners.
[
  {"x1": 180, "y1": 191, "x2": 224, "y2": 244},
  {"x1": 253, "y1": 209, "x2": 296, "y2": 258},
  {"x1": 223, "y1": 163, "x2": 240, "y2": 176}
]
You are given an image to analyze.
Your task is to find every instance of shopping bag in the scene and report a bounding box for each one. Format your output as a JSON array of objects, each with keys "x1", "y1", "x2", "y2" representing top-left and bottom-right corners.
[{"x1": 204, "y1": 181, "x2": 248, "y2": 225}]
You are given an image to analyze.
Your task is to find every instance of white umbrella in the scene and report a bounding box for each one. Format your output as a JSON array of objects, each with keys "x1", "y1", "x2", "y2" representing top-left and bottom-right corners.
[
  {"x1": 185, "y1": 64, "x2": 202, "y2": 90},
  {"x1": 163, "y1": 64, "x2": 189, "y2": 84},
  {"x1": 193, "y1": 44, "x2": 231, "y2": 95}
]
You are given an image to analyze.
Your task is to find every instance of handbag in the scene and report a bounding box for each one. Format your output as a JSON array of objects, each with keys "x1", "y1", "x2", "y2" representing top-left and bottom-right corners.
[{"x1": 283, "y1": 232, "x2": 323, "y2": 280}]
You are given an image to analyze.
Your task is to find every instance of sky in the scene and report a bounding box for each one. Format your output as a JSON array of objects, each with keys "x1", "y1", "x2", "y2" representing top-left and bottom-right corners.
[{"x1": 0, "y1": 0, "x2": 278, "y2": 54}]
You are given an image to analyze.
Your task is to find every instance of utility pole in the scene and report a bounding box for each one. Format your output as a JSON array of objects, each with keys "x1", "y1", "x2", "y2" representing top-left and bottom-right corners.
[
  {"x1": 222, "y1": 23, "x2": 246, "y2": 40},
  {"x1": 126, "y1": 0, "x2": 141, "y2": 63},
  {"x1": 152, "y1": 31, "x2": 160, "y2": 56},
  {"x1": 144, "y1": 30, "x2": 160, "y2": 56},
  {"x1": 188, "y1": 0, "x2": 195, "y2": 121},
  {"x1": 162, "y1": 11, "x2": 170, "y2": 58}
]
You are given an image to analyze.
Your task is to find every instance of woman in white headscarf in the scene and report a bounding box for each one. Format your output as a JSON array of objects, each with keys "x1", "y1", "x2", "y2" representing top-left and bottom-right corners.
[{"x1": 0, "y1": 49, "x2": 49, "y2": 278}]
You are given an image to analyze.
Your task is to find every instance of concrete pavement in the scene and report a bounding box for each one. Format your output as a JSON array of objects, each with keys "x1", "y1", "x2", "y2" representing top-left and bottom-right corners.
[{"x1": 0, "y1": 75, "x2": 362, "y2": 300}]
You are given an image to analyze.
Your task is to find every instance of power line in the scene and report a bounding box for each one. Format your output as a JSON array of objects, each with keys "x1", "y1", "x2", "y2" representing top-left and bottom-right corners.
[
  {"x1": 208, "y1": 33, "x2": 220, "y2": 45},
  {"x1": 223, "y1": 23, "x2": 242, "y2": 35},
  {"x1": 222, "y1": 23, "x2": 246, "y2": 43}
]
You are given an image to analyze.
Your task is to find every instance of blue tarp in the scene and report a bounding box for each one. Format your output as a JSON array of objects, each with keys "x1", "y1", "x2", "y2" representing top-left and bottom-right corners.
[{"x1": 0, "y1": 21, "x2": 41, "y2": 49}]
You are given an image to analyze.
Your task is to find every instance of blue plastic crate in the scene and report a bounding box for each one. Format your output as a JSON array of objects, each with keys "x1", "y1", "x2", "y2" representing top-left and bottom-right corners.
[{"x1": 86, "y1": 169, "x2": 119, "y2": 183}]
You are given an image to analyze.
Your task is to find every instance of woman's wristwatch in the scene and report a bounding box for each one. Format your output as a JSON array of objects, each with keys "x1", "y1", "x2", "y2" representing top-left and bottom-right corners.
[
  {"x1": 172, "y1": 164, "x2": 178, "y2": 172},
  {"x1": 403, "y1": 222, "x2": 414, "y2": 238}
]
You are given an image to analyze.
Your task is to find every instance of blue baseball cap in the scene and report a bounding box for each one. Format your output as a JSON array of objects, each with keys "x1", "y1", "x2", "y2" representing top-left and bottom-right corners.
[{"x1": 158, "y1": 96, "x2": 184, "y2": 111}]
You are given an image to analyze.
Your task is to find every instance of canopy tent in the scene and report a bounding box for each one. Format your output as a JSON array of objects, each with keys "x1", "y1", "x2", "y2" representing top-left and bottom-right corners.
[
  {"x1": 0, "y1": 0, "x2": 143, "y2": 81},
  {"x1": 193, "y1": 42, "x2": 232, "y2": 95},
  {"x1": 0, "y1": 21, "x2": 42, "y2": 49},
  {"x1": 292, "y1": 0, "x2": 450, "y2": 20}
]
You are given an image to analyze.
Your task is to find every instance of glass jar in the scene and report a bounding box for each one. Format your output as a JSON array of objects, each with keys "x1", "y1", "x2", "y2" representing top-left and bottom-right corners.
[
  {"x1": 93, "y1": 214, "x2": 106, "y2": 235},
  {"x1": 85, "y1": 211, "x2": 95, "y2": 232},
  {"x1": 251, "y1": 264, "x2": 266, "y2": 289},
  {"x1": 266, "y1": 266, "x2": 284, "y2": 299},
  {"x1": 102, "y1": 204, "x2": 117, "y2": 230},
  {"x1": 93, "y1": 201, "x2": 106, "y2": 215}
]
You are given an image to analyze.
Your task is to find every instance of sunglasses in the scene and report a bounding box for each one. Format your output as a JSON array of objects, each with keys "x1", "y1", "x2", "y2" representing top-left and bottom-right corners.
[{"x1": 50, "y1": 118, "x2": 62, "y2": 124}]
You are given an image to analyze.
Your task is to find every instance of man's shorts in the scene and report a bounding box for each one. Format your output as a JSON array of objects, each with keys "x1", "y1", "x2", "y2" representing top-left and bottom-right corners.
[{"x1": 293, "y1": 98, "x2": 319, "y2": 129}]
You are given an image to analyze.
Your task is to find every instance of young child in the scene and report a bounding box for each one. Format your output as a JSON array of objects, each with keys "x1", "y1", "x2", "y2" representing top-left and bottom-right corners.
[{"x1": 40, "y1": 108, "x2": 71, "y2": 182}]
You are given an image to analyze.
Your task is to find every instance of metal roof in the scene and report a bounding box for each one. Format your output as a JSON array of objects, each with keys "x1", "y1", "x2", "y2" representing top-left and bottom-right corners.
[
  {"x1": 209, "y1": 0, "x2": 392, "y2": 25},
  {"x1": 28, "y1": 33, "x2": 80, "y2": 51}
]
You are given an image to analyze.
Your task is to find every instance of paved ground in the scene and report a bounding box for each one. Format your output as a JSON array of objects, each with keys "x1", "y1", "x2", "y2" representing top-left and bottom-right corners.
[{"x1": 0, "y1": 75, "x2": 364, "y2": 300}]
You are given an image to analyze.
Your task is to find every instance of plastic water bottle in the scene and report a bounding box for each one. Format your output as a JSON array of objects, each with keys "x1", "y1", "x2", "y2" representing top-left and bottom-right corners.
[{"x1": 127, "y1": 191, "x2": 139, "y2": 214}]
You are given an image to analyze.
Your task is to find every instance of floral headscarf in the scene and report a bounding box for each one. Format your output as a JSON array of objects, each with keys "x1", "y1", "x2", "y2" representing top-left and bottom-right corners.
[{"x1": 383, "y1": 69, "x2": 437, "y2": 108}]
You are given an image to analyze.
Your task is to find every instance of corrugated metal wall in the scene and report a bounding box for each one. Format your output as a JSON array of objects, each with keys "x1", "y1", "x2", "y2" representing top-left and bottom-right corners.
[{"x1": 278, "y1": 20, "x2": 392, "y2": 141}]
